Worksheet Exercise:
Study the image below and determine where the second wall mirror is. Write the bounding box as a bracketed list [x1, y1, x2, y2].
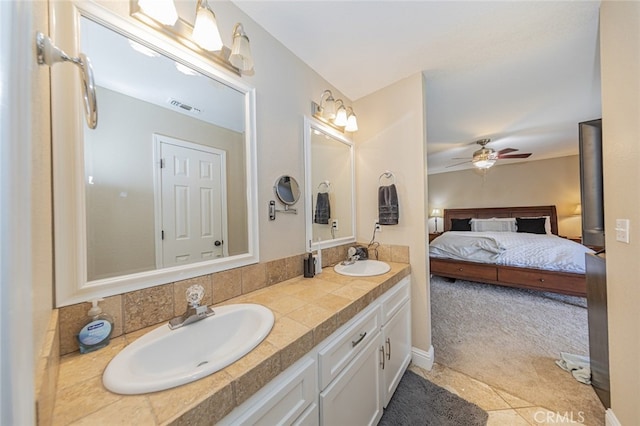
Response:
[304, 117, 356, 251]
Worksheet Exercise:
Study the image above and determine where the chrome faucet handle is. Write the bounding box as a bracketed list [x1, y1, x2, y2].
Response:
[347, 247, 357, 258]
[185, 284, 205, 308]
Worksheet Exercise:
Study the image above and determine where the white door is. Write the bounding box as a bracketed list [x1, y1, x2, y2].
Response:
[157, 136, 227, 267]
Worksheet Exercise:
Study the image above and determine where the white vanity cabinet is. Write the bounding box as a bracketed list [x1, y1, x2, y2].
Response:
[220, 276, 411, 426]
[319, 276, 411, 425]
[379, 279, 412, 407]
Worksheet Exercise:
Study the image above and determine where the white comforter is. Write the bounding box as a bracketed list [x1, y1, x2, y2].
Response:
[429, 231, 593, 274]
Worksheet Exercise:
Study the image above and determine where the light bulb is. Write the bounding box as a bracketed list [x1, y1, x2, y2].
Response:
[138, 0, 178, 26]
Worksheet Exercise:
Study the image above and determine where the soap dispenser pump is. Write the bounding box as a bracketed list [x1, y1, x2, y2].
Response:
[77, 299, 114, 354]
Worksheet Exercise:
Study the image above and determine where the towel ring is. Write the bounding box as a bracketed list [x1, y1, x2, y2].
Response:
[378, 171, 396, 185]
[317, 181, 331, 193]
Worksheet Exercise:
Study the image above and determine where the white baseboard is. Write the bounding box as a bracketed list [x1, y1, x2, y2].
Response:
[411, 345, 434, 371]
[605, 408, 621, 426]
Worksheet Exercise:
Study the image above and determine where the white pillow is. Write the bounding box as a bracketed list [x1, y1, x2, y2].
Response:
[470, 218, 517, 232]
[519, 216, 552, 234]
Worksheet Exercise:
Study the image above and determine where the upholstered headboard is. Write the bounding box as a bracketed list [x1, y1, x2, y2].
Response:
[443, 205, 559, 235]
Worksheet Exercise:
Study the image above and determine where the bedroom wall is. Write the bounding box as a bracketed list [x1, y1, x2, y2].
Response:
[600, 1, 640, 424]
[427, 155, 582, 237]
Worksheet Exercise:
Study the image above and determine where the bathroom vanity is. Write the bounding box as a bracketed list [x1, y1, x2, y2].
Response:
[52, 263, 411, 425]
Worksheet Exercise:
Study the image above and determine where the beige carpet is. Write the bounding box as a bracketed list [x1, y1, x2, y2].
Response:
[430, 276, 606, 425]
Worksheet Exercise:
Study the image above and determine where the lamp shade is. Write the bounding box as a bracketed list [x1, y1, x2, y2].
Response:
[229, 24, 254, 72]
[138, 0, 178, 26]
[346, 112, 358, 132]
[334, 105, 348, 127]
[430, 208, 443, 217]
[192, 0, 224, 51]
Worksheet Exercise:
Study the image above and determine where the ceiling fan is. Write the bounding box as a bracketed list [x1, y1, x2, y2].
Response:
[447, 139, 532, 169]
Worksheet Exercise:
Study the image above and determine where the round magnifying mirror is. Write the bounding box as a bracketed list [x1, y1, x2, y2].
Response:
[274, 175, 300, 206]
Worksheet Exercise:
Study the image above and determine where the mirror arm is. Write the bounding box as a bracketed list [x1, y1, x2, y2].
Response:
[269, 200, 297, 221]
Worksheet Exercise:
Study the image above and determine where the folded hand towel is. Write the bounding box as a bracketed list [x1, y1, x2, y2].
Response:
[314, 192, 330, 224]
[378, 184, 399, 225]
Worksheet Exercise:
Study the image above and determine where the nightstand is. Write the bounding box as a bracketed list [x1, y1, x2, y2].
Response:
[429, 233, 443, 243]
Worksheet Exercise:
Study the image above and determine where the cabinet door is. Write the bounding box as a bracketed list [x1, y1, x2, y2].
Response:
[320, 332, 383, 426]
[382, 301, 412, 407]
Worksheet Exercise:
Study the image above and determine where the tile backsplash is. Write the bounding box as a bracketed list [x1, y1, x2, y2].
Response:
[58, 242, 409, 356]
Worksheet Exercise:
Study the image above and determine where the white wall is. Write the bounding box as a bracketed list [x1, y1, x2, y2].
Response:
[354, 73, 431, 353]
[2, 0, 50, 423]
[428, 155, 582, 237]
[600, 1, 640, 423]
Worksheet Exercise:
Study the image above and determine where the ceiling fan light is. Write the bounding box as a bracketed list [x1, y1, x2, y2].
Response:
[473, 158, 496, 169]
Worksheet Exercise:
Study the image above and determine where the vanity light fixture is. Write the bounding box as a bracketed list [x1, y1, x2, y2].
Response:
[192, 0, 224, 52]
[131, 0, 254, 75]
[312, 90, 358, 133]
[138, 0, 178, 26]
[334, 100, 348, 127]
[229, 24, 254, 72]
[345, 107, 358, 132]
[318, 90, 336, 119]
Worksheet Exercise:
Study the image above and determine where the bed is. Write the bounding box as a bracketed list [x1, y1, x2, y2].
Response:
[429, 205, 590, 297]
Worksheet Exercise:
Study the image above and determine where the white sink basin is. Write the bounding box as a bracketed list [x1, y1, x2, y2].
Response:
[334, 259, 391, 277]
[103, 303, 274, 394]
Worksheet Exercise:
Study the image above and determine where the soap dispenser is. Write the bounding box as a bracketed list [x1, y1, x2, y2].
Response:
[77, 299, 114, 354]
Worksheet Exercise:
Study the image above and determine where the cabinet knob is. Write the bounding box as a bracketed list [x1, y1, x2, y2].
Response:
[539, 278, 545, 282]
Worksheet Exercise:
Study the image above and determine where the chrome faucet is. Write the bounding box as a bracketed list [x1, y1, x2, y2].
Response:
[168, 284, 215, 330]
[342, 247, 360, 265]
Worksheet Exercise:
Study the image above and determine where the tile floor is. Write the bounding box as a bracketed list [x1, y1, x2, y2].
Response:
[409, 363, 587, 425]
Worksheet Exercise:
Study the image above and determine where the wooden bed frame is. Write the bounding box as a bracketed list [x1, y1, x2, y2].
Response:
[429, 205, 587, 297]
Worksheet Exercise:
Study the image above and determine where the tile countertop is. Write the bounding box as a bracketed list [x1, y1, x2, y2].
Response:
[52, 262, 411, 425]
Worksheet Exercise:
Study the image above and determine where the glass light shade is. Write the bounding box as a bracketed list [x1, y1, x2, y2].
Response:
[229, 36, 253, 70]
[473, 158, 496, 169]
[320, 91, 336, 120]
[230, 24, 254, 71]
[334, 106, 348, 127]
[138, 0, 178, 26]
[192, 1, 224, 51]
[345, 111, 358, 132]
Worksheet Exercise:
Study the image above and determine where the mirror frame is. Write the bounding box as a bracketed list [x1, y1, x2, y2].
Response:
[304, 116, 356, 252]
[51, 1, 259, 307]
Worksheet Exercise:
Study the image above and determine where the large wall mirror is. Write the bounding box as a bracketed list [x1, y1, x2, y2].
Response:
[51, 2, 258, 306]
[304, 117, 356, 251]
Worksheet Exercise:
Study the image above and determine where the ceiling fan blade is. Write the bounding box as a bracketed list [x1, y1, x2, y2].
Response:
[499, 153, 532, 159]
[497, 148, 518, 155]
[446, 160, 472, 168]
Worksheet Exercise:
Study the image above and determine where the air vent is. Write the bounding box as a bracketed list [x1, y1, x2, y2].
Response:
[168, 98, 201, 114]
